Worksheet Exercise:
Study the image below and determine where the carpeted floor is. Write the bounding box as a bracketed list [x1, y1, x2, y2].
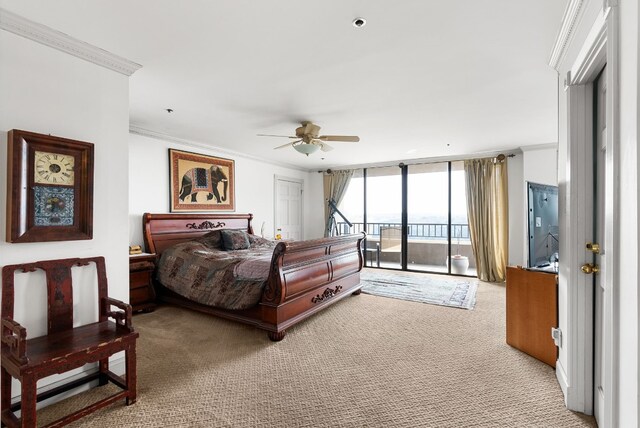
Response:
[37, 277, 596, 427]
[360, 268, 478, 309]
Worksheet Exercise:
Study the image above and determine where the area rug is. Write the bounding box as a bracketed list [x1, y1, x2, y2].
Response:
[360, 268, 478, 309]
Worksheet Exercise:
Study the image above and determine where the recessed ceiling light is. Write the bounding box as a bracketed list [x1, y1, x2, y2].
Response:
[352, 18, 366, 28]
[407, 149, 417, 154]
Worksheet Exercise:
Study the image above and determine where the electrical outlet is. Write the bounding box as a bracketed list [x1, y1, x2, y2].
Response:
[551, 327, 562, 347]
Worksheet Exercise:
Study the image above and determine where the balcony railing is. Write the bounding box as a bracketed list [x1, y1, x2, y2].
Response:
[336, 222, 470, 241]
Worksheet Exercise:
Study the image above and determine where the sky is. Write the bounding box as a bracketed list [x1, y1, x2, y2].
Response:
[338, 169, 469, 225]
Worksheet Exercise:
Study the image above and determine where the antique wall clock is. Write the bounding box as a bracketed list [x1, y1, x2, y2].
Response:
[6, 129, 94, 243]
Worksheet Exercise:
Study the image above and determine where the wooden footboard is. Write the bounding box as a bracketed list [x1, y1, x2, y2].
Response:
[260, 233, 365, 340]
[142, 213, 365, 341]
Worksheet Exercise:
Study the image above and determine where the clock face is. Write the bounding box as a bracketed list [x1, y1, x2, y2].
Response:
[34, 150, 75, 186]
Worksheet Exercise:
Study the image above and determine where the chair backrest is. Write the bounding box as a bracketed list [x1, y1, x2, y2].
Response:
[1, 257, 108, 335]
[380, 226, 402, 252]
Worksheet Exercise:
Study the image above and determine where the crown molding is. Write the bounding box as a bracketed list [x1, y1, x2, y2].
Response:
[549, 0, 586, 71]
[0, 8, 142, 76]
[520, 143, 558, 152]
[129, 125, 309, 172]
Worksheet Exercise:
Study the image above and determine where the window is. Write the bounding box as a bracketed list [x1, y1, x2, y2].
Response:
[337, 162, 476, 277]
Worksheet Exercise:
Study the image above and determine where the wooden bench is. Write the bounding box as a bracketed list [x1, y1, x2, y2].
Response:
[1, 256, 139, 428]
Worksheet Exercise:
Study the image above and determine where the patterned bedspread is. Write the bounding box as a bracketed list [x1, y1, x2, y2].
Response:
[156, 236, 276, 310]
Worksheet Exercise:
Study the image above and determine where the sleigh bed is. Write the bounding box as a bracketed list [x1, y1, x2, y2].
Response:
[142, 213, 365, 341]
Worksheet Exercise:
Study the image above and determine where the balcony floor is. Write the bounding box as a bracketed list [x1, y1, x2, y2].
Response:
[364, 260, 478, 278]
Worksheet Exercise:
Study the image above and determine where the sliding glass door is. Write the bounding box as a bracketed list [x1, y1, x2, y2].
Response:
[336, 161, 475, 277]
[407, 162, 449, 273]
[451, 161, 476, 276]
[366, 166, 402, 270]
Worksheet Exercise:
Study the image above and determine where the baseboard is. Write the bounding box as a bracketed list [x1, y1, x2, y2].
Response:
[10, 355, 126, 411]
[556, 358, 591, 413]
[556, 359, 569, 402]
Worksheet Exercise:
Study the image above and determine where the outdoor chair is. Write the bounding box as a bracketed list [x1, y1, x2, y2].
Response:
[380, 226, 402, 253]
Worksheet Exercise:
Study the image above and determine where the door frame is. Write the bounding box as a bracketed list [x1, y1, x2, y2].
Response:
[558, 4, 619, 425]
[273, 175, 304, 240]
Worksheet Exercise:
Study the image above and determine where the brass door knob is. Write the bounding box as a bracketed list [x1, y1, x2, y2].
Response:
[581, 263, 600, 274]
[586, 242, 600, 254]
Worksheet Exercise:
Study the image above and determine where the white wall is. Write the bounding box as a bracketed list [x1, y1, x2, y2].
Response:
[305, 171, 325, 238]
[522, 146, 558, 187]
[0, 30, 130, 395]
[507, 153, 524, 266]
[128, 133, 321, 247]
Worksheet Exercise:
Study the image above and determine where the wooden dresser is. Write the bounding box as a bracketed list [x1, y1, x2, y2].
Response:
[129, 253, 157, 313]
[506, 266, 558, 367]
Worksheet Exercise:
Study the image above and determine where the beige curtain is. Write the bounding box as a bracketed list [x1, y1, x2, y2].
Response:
[323, 170, 354, 237]
[464, 158, 508, 282]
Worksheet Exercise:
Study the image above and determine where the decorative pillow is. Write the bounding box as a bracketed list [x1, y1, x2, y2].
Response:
[195, 230, 223, 249]
[221, 229, 250, 250]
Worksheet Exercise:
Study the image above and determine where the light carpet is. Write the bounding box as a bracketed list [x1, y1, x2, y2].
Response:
[37, 281, 595, 427]
[360, 268, 478, 309]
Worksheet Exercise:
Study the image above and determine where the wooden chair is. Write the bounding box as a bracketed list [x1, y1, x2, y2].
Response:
[1, 256, 139, 428]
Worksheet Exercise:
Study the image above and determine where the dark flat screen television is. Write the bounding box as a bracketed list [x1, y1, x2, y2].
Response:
[527, 182, 559, 268]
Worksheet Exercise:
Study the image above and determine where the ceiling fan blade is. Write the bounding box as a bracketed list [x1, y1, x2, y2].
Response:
[317, 135, 360, 142]
[273, 140, 301, 150]
[257, 134, 299, 138]
[319, 142, 334, 152]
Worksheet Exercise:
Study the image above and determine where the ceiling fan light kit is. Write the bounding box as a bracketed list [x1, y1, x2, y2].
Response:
[293, 143, 320, 156]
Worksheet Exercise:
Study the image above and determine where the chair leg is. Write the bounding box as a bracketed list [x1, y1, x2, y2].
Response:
[125, 345, 137, 405]
[1, 366, 11, 422]
[98, 358, 109, 386]
[20, 376, 37, 428]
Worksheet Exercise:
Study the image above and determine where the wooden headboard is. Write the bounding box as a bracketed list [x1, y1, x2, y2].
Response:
[142, 213, 254, 255]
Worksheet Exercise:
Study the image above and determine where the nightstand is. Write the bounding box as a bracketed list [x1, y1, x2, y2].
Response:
[129, 253, 157, 313]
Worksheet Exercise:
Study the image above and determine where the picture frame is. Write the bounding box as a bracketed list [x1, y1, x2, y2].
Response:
[169, 149, 235, 212]
[6, 129, 94, 243]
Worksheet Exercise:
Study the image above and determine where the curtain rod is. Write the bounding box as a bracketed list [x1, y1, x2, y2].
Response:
[318, 153, 517, 173]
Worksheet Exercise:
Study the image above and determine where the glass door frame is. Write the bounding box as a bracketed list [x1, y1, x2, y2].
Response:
[360, 161, 474, 277]
[365, 164, 403, 270]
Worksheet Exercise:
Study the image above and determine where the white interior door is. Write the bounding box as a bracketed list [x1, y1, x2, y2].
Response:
[275, 177, 303, 241]
[593, 65, 607, 426]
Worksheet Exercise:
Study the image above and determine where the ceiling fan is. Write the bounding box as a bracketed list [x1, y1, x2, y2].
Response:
[257, 122, 360, 156]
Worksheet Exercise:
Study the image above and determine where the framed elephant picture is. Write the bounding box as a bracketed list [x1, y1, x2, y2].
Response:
[169, 149, 235, 212]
